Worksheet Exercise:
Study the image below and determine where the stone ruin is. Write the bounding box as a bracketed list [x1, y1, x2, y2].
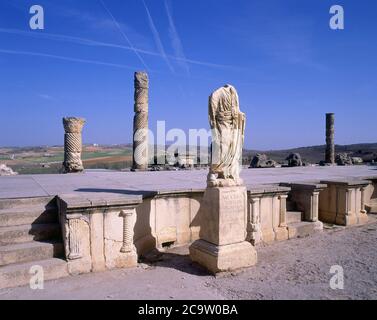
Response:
[351, 157, 363, 165]
[1, 78, 377, 289]
[286, 153, 303, 167]
[336, 153, 353, 166]
[132, 71, 149, 171]
[249, 153, 277, 168]
[62, 117, 85, 173]
[325, 113, 335, 164]
[0, 164, 17, 176]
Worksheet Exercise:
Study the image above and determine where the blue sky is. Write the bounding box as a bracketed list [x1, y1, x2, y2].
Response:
[0, 0, 376, 149]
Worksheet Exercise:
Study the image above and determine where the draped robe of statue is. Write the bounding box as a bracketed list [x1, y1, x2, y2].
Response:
[208, 84, 245, 187]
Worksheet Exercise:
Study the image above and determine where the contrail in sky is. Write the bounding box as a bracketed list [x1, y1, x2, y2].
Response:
[0, 48, 139, 70]
[0, 28, 238, 70]
[141, 0, 175, 74]
[99, 0, 150, 71]
[164, 0, 189, 76]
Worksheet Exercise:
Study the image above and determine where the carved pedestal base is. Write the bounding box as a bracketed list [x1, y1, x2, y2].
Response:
[190, 240, 256, 274]
[189, 186, 257, 274]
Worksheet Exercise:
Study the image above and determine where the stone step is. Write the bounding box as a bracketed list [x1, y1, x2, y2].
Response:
[287, 221, 323, 239]
[0, 196, 55, 210]
[0, 241, 64, 266]
[0, 206, 58, 227]
[286, 200, 297, 211]
[286, 211, 302, 224]
[0, 258, 68, 289]
[0, 224, 61, 246]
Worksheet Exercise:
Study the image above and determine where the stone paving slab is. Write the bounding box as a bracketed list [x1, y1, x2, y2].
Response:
[1, 216, 377, 299]
[0, 165, 376, 199]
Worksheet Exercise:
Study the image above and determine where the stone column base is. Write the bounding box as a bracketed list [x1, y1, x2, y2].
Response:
[189, 239, 257, 274]
[275, 226, 289, 241]
[287, 221, 323, 239]
[112, 250, 138, 269]
[335, 213, 368, 226]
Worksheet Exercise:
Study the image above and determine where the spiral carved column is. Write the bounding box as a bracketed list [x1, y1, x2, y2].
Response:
[62, 117, 85, 173]
[133, 71, 149, 170]
[120, 210, 135, 253]
[325, 113, 335, 164]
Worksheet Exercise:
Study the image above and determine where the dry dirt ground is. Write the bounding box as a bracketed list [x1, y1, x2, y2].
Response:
[1, 216, 377, 300]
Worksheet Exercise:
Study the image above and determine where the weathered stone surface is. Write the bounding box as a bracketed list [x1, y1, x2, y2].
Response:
[0, 258, 68, 290]
[58, 194, 142, 275]
[319, 179, 370, 226]
[280, 182, 326, 223]
[198, 186, 248, 245]
[0, 164, 17, 176]
[249, 153, 276, 168]
[352, 157, 363, 165]
[287, 221, 323, 239]
[360, 176, 377, 214]
[207, 84, 245, 187]
[0, 241, 63, 266]
[286, 153, 303, 167]
[189, 186, 257, 273]
[62, 117, 85, 173]
[190, 240, 257, 274]
[336, 153, 353, 166]
[247, 187, 290, 245]
[0, 196, 67, 289]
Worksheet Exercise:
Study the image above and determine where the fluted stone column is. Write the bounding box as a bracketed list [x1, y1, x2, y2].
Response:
[325, 113, 335, 164]
[62, 117, 85, 173]
[133, 71, 149, 170]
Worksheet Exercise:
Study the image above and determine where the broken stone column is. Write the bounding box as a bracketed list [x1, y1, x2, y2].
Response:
[325, 113, 335, 164]
[62, 117, 85, 173]
[133, 71, 149, 170]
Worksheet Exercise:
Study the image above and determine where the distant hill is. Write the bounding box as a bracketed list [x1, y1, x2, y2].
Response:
[243, 143, 377, 164]
[1, 142, 377, 174]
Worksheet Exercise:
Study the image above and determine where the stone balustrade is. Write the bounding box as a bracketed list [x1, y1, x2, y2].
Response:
[319, 179, 370, 226]
[280, 182, 327, 222]
[56, 177, 372, 276]
[361, 176, 377, 214]
[58, 195, 142, 274]
[247, 185, 291, 244]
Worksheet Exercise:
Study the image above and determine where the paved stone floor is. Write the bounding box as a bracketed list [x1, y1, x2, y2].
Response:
[1, 215, 376, 300]
[0, 165, 376, 199]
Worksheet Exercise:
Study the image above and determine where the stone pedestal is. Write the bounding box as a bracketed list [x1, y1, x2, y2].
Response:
[189, 186, 257, 273]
